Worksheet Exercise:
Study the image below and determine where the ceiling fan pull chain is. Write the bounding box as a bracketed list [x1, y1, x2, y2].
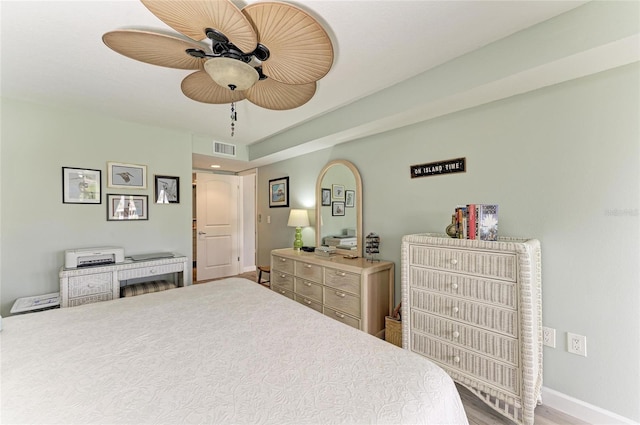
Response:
[230, 102, 237, 137]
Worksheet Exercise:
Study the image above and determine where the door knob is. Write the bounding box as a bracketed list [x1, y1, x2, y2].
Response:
[198, 231, 206, 235]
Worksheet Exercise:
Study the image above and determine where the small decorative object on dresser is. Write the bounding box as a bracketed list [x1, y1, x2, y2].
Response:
[365, 232, 380, 262]
[401, 233, 542, 425]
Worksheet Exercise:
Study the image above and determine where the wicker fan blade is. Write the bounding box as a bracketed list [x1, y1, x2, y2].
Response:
[141, 0, 257, 52]
[243, 2, 334, 85]
[103, 30, 209, 70]
[245, 78, 316, 110]
[181, 71, 246, 104]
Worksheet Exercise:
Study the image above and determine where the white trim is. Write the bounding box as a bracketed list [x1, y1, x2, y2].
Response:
[542, 387, 638, 425]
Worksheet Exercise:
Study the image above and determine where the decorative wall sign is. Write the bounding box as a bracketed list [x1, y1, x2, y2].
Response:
[410, 157, 466, 179]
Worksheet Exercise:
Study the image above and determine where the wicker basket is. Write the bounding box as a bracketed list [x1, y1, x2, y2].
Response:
[385, 316, 402, 347]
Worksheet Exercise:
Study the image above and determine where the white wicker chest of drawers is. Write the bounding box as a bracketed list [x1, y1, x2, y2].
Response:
[59, 255, 189, 307]
[271, 248, 394, 336]
[401, 234, 542, 425]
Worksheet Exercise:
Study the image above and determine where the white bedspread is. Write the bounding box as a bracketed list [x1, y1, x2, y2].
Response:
[1, 278, 468, 424]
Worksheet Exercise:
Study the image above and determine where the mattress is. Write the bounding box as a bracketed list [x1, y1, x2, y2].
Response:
[1, 277, 468, 424]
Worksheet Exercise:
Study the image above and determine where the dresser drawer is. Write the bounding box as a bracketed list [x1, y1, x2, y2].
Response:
[324, 306, 360, 330]
[272, 286, 294, 300]
[295, 261, 322, 283]
[272, 255, 294, 275]
[69, 273, 113, 297]
[411, 310, 519, 366]
[295, 294, 323, 313]
[409, 266, 517, 309]
[411, 331, 520, 396]
[272, 272, 294, 292]
[410, 288, 518, 337]
[68, 293, 113, 307]
[118, 263, 183, 280]
[409, 245, 517, 282]
[324, 287, 361, 317]
[324, 267, 360, 295]
[295, 278, 322, 302]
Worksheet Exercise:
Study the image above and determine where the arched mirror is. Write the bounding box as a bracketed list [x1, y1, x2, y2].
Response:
[315, 160, 363, 257]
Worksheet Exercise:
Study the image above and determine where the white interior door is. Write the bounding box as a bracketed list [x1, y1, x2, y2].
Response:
[196, 173, 239, 281]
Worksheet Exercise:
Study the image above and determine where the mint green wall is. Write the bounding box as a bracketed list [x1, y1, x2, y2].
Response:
[257, 63, 640, 420]
[0, 98, 193, 317]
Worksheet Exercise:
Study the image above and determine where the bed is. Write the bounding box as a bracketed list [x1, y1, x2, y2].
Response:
[1, 277, 468, 424]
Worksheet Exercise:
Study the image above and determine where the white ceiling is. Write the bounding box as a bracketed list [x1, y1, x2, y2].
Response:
[1, 0, 587, 171]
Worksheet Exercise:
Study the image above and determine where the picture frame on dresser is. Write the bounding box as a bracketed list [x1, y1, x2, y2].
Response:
[107, 161, 147, 189]
[154, 175, 179, 204]
[106, 194, 148, 221]
[62, 167, 101, 204]
[269, 176, 289, 208]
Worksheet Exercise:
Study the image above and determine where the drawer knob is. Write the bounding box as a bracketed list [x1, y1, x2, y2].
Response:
[336, 291, 346, 298]
[450, 259, 458, 265]
[451, 283, 458, 290]
[149, 269, 156, 274]
[305, 264, 312, 268]
[335, 312, 345, 319]
[280, 274, 286, 278]
[452, 306, 459, 314]
[453, 356, 460, 363]
[280, 290, 286, 294]
[452, 331, 460, 338]
[305, 282, 311, 287]
[280, 258, 286, 262]
[304, 299, 311, 305]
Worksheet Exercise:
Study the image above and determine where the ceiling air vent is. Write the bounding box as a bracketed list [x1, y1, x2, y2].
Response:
[213, 141, 236, 157]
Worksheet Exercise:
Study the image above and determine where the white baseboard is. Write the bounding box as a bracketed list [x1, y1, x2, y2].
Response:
[242, 265, 256, 273]
[542, 387, 638, 425]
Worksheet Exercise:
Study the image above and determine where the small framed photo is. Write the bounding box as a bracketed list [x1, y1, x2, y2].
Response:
[332, 201, 345, 216]
[321, 188, 331, 206]
[332, 184, 345, 200]
[155, 175, 180, 204]
[107, 161, 147, 189]
[269, 177, 289, 208]
[345, 190, 355, 208]
[106, 194, 149, 221]
[62, 167, 101, 204]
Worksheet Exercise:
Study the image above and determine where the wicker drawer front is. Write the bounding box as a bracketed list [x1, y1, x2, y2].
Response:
[409, 245, 517, 282]
[411, 289, 517, 337]
[325, 288, 361, 317]
[272, 272, 294, 292]
[324, 306, 360, 330]
[409, 266, 516, 309]
[69, 273, 113, 297]
[118, 263, 183, 280]
[68, 293, 112, 307]
[411, 331, 520, 396]
[411, 310, 519, 365]
[272, 255, 294, 275]
[324, 268, 360, 295]
[295, 294, 323, 313]
[295, 261, 322, 283]
[295, 278, 322, 302]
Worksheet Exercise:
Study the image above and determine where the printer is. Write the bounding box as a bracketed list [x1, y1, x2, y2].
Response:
[64, 247, 125, 268]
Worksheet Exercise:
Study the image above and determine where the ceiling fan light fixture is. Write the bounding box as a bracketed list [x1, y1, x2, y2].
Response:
[204, 57, 259, 91]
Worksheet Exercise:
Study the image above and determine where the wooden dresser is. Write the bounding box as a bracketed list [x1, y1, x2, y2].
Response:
[271, 248, 394, 336]
[401, 234, 542, 425]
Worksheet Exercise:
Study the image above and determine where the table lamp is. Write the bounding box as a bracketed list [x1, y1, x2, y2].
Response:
[287, 209, 310, 251]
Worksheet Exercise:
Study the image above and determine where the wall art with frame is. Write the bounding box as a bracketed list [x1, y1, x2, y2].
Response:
[332, 201, 345, 216]
[155, 175, 180, 204]
[321, 188, 331, 206]
[62, 167, 101, 204]
[269, 176, 289, 208]
[345, 190, 355, 208]
[107, 161, 147, 189]
[106, 194, 149, 221]
[332, 184, 345, 200]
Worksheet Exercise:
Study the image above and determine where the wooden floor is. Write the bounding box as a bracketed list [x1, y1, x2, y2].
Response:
[197, 270, 583, 425]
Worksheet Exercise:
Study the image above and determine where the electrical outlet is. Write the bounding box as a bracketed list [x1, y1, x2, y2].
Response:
[567, 332, 587, 356]
[542, 326, 556, 348]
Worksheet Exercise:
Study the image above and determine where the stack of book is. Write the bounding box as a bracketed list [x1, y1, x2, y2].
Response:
[452, 204, 498, 241]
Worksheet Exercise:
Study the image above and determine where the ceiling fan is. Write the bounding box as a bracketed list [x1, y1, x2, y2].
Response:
[103, 0, 334, 135]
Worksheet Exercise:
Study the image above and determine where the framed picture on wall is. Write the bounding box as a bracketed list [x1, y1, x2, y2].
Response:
[332, 201, 345, 216]
[106, 194, 149, 221]
[321, 188, 331, 206]
[107, 161, 147, 189]
[269, 176, 289, 208]
[345, 190, 355, 208]
[155, 175, 180, 204]
[62, 167, 101, 204]
[332, 184, 345, 200]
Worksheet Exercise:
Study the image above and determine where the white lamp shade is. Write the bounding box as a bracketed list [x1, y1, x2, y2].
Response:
[204, 57, 259, 91]
[288, 209, 310, 227]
